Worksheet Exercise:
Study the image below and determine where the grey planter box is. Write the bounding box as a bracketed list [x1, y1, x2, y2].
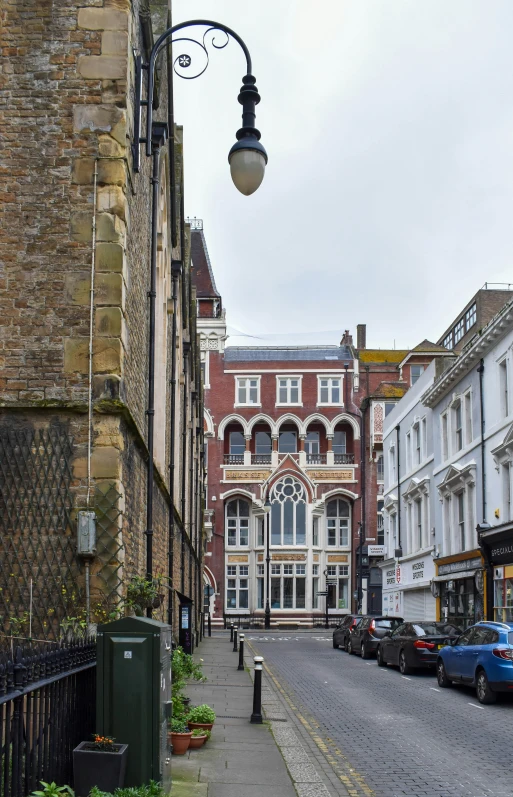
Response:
[73, 742, 128, 797]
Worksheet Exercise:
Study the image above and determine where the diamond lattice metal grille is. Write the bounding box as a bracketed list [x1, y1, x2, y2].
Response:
[0, 427, 78, 640]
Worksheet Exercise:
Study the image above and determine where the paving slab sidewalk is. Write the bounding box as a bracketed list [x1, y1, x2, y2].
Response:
[170, 633, 347, 797]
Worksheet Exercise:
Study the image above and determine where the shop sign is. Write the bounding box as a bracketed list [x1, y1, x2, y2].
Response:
[438, 556, 482, 576]
[385, 566, 398, 586]
[489, 541, 513, 566]
[368, 545, 386, 556]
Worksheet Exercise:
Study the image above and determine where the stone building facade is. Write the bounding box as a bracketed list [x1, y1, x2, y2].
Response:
[0, 0, 205, 641]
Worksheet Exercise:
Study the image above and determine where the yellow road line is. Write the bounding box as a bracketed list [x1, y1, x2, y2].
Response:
[246, 640, 374, 797]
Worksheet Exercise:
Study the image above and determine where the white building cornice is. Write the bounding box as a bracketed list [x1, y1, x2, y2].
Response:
[422, 298, 513, 408]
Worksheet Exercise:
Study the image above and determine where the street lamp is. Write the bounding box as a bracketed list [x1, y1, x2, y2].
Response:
[263, 497, 272, 629]
[134, 19, 268, 195]
[133, 19, 268, 601]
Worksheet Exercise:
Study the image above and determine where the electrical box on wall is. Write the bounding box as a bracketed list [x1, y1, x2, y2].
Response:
[77, 511, 96, 558]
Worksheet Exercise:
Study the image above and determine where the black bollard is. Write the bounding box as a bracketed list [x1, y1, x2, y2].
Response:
[233, 627, 238, 652]
[230, 623, 234, 642]
[238, 633, 245, 670]
[250, 656, 264, 723]
[208, 612, 212, 637]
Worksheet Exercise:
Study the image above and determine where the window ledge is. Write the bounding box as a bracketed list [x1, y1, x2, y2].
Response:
[234, 403, 262, 408]
[275, 403, 303, 407]
[316, 403, 344, 408]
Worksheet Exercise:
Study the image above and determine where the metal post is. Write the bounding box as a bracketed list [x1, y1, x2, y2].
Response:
[233, 627, 238, 653]
[230, 623, 234, 642]
[250, 656, 263, 723]
[208, 613, 212, 637]
[324, 567, 329, 630]
[238, 633, 245, 670]
[265, 509, 271, 629]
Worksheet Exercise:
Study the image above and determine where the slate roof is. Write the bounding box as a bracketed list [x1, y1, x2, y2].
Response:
[191, 229, 220, 298]
[224, 346, 353, 362]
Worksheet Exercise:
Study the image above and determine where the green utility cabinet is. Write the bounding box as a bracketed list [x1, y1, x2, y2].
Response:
[96, 617, 172, 789]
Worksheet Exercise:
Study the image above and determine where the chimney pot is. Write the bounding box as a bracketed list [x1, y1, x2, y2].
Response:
[356, 324, 367, 350]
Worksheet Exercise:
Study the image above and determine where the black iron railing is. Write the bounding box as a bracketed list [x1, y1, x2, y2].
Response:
[306, 453, 326, 465]
[224, 454, 244, 465]
[251, 454, 271, 465]
[334, 453, 355, 465]
[0, 641, 96, 797]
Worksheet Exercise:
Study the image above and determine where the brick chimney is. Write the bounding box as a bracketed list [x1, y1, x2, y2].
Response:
[356, 324, 366, 350]
[340, 330, 353, 345]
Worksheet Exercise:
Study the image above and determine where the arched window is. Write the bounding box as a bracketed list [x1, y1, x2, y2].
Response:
[226, 498, 250, 547]
[270, 477, 306, 545]
[326, 498, 350, 547]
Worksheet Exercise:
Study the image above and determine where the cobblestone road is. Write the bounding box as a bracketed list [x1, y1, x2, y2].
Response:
[248, 634, 513, 797]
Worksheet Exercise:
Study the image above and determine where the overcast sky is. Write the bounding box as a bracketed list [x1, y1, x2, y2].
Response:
[172, 1, 513, 349]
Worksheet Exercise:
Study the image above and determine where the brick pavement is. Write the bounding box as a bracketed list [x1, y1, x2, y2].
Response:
[246, 632, 513, 797]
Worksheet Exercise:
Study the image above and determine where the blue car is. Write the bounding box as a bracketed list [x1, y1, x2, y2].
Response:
[436, 621, 513, 704]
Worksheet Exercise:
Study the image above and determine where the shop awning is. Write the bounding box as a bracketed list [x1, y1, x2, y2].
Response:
[433, 569, 481, 583]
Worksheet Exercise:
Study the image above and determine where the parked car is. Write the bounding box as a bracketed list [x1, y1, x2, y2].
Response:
[333, 616, 363, 651]
[348, 616, 404, 658]
[376, 621, 461, 673]
[436, 621, 513, 704]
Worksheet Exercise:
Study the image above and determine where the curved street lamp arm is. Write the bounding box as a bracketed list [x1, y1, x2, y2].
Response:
[145, 20, 254, 157]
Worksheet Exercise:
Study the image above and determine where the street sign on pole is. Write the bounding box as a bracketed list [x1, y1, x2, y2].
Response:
[317, 591, 328, 596]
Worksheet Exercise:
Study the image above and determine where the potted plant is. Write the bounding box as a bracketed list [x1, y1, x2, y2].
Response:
[188, 728, 208, 749]
[73, 734, 128, 797]
[169, 719, 192, 755]
[187, 704, 216, 732]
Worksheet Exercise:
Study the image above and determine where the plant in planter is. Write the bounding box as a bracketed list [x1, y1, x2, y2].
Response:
[188, 728, 208, 750]
[31, 782, 74, 797]
[168, 719, 192, 755]
[126, 576, 167, 617]
[73, 734, 128, 797]
[187, 704, 216, 732]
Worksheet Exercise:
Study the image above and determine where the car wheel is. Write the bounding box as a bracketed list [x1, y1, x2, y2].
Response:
[437, 659, 451, 688]
[333, 638, 338, 649]
[476, 670, 496, 705]
[361, 643, 370, 660]
[399, 651, 413, 675]
[377, 646, 386, 667]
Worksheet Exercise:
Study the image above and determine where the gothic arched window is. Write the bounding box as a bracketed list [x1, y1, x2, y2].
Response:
[270, 477, 306, 545]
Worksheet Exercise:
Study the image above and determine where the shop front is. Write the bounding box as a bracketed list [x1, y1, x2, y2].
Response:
[380, 559, 403, 618]
[433, 550, 485, 630]
[478, 521, 513, 622]
[400, 552, 436, 621]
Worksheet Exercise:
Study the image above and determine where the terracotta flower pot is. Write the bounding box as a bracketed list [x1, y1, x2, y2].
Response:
[188, 722, 213, 733]
[169, 731, 192, 755]
[189, 735, 207, 749]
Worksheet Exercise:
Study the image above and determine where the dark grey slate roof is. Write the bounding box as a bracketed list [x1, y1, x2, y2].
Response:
[224, 346, 353, 362]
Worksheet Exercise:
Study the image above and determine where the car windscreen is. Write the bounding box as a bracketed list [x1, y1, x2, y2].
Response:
[412, 623, 461, 636]
[509, 632, 513, 645]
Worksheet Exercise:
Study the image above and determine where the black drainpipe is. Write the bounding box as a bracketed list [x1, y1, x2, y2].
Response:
[477, 359, 493, 618]
[167, 261, 181, 626]
[395, 424, 402, 556]
[181, 341, 189, 595]
[145, 123, 168, 617]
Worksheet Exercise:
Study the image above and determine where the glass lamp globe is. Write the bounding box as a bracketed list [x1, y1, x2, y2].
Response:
[228, 137, 268, 196]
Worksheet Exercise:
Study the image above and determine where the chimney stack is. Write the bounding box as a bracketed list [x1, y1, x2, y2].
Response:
[356, 324, 366, 350]
[340, 330, 353, 346]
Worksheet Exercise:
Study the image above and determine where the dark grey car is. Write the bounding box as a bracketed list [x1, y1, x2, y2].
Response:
[333, 616, 363, 651]
[348, 616, 404, 658]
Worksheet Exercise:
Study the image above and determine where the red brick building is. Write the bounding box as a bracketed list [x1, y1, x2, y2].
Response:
[192, 222, 442, 625]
